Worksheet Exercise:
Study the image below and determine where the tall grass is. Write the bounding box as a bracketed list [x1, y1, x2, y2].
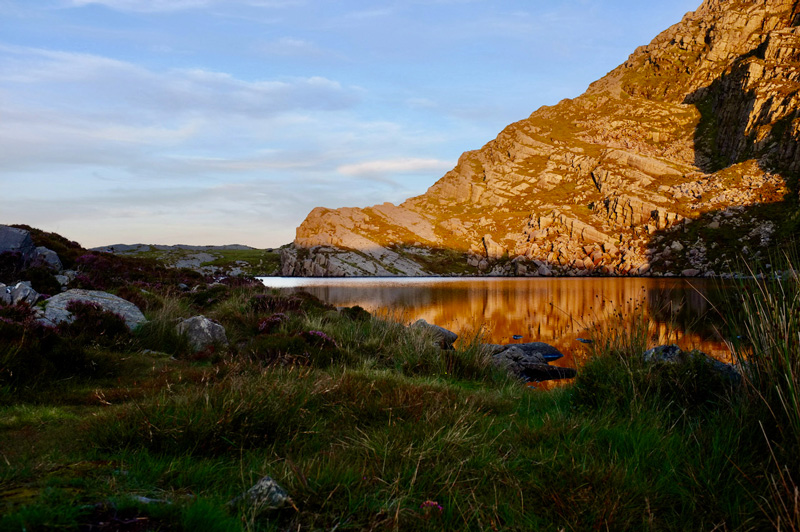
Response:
[728, 258, 800, 530]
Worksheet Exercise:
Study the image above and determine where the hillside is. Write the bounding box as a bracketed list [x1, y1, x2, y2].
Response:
[283, 0, 800, 277]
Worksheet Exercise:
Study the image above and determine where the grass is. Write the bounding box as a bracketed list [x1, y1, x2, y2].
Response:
[1, 250, 799, 530]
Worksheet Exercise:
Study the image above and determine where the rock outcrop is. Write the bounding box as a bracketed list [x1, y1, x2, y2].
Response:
[38, 289, 147, 331]
[0, 225, 62, 272]
[286, 0, 800, 277]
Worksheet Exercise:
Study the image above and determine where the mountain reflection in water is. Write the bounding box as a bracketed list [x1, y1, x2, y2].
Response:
[258, 277, 731, 370]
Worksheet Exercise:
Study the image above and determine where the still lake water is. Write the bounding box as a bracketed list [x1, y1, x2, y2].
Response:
[258, 277, 731, 370]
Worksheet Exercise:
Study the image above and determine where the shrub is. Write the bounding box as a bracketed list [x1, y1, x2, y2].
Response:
[340, 305, 371, 322]
[0, 310, 89, 389]
[257, 313, 287, 334]
[244, 334, 313, 365]
[59, 300, 131, 349]
[186, 284, 230, 310]
[249, 292, 333, 315]
[23, 266, 62, 295]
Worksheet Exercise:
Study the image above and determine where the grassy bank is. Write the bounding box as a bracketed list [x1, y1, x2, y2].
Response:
[1, 258, 798, 530]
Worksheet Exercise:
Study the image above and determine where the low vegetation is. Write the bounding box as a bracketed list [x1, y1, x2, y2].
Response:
[1, 247, 799, 530]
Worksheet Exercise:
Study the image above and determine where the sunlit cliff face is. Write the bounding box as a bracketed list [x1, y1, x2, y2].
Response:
[271, 277, 732, 370]
[286, 0, 800, 280]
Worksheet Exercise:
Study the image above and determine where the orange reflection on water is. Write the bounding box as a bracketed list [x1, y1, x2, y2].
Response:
[261, 277, 732, 372]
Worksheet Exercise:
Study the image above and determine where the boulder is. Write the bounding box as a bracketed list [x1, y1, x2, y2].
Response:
[0, 225, 36, 263]
[642, 344, 741, 384]
[32, 247, 62, 271]
[228, 475, 293, 514]
[493, 343, 575, 382]
[38, 289, 147, 330]
[0, 283, 11, 305]
[10, 282, 40, 305]
[177, 315, 228, 351]
[410, 319, 458, 349]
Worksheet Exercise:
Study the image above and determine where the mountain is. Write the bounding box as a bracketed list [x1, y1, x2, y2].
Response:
[282, 0, 800, 277]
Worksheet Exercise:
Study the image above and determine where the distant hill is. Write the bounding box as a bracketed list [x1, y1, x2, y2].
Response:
[93, 244, 282, 277]
[284, 0, 800, 277]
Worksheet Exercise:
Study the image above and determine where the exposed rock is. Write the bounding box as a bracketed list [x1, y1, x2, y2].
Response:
[55, 270, 77, 289]
[228, 475, 293, 514]
[0, 225, 36, 263]
[643, 344, 741, 384]
[177, 315, 228, 351]
[39, 289, 147, 330]
[0, 226, 62, 272]
[285, 0, 800, 278]
[0, 283, 10, 305]
[410, 319, 458, 349]
[10, 282, 40, 305]
[31, 247, 62, 271]
[493, 343, 575, 382]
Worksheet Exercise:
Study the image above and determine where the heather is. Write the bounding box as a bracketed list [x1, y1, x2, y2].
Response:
[1, 248, 799, 531]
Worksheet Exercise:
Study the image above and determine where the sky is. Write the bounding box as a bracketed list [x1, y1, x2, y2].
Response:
[0, 0, 701, 248]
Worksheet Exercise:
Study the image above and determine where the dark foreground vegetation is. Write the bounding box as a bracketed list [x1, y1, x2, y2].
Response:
[1, 234, 799, 530]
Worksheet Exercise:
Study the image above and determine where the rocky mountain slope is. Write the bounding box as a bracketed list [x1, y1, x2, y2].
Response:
[283, 0, 800, 277]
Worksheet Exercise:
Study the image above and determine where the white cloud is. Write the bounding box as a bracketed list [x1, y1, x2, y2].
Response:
[338, 158, 453, 178]
[0, 44, 461, 247]
[0, 46, 360, 122]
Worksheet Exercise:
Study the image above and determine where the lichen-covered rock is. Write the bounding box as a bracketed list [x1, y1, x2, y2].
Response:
[410, 319, 458, 349]
[39, 289, 146, 330]
[228, 475, 293, 514]
[176, 315, 228, 351]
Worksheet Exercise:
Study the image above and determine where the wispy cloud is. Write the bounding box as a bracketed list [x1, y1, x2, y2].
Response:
[338, 158, 453, 178]
[0, 44, 457, 246]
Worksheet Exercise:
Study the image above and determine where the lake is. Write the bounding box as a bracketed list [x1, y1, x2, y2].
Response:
[258, 277, 732, 370]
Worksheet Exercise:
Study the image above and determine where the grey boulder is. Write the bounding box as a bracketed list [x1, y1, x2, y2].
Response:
[410, 319, 458, 349]
[38, 289, 147, 330]
[0, 225, 36, 262]
[0, 225, 63, 272]
[0, 283, 11, 305]
[32, 246, 63, 271]
[177, 315, 228, 351]
[10, 282, 40, 305]
[493, 342, 576, 382]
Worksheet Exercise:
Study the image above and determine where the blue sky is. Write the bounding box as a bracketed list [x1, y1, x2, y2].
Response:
[1, 0, 700, 247]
